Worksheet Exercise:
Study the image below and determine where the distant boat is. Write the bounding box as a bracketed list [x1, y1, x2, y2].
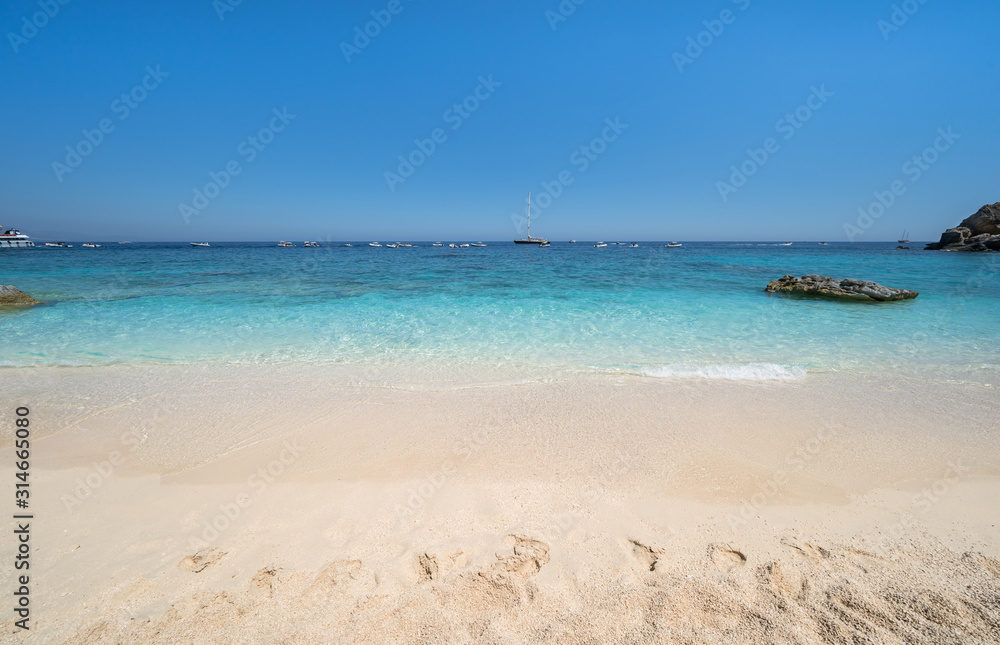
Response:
[514, 192, 548, 245]
[190, 242, 210, 247]
[82, 243, 101, 248]
[818, 242, 828, 246]
[386, 243, 399, 248]
[119, 241, 131, 244]
[344, 243, 353, 247]
[303, 241, 319, 247]
[898, 229, 911, 243]
[449, 243, 458, 248]
[780, 242, 793, 246]
[369, 242, 382, 247]
[278, 241, 295, 247]
[459, 243, 470, 248]
[0, 227, 35, 250]
[665, 242, 682, 248]
[540, 242, 551, 248]
[569, 239, 576, 243]
[432, 243, 443, 247]
[594, 242, 607, 248]
[629, 243, 639, 248]
[471, 243, 487, 247]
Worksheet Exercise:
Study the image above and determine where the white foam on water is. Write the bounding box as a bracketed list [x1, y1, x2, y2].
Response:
[641, 363, 807, 382]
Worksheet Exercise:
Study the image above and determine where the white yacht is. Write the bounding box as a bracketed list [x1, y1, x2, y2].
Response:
[369, 242, 382, 247]
[1, 227, 35, 249]
[666, 242, 682, 248]
[190, 242, 211, 247]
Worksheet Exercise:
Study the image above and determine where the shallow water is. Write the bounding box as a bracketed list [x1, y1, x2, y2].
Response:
[2, 242, 997, 386]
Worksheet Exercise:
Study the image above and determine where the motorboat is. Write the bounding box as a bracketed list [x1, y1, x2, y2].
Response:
[369, 242, 382, 247]
[0, 227, 35, 249]
[449, 243, 458, 248]
[459, 243, 470, 248]
[278, 241, 295, 247]
[569, 239, 576, 243]
[432, 243, 443, 247]
[594, 242, 607, 248]
[303, 241, 320, 247]
[82, 243, 101, 248]
[780, 242, 793, 246]
[665, 242, 682, 248]
[629, 243, 639, 248]
[471, 243, 487, 247]
[386, 243, 399, 248]
[190, 242, 211, 247]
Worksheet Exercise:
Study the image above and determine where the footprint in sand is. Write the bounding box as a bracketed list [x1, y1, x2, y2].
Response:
[780, 538, 831, 562]
[177, 548, 226, 573]
[629, 539, 665, 572]
[708, 544, 746, 572]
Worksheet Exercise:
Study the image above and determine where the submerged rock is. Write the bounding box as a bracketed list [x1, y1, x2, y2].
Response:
[765, 275, 918, 302]
[0, 285, 40, 307]
[926, 203, 1000, 251]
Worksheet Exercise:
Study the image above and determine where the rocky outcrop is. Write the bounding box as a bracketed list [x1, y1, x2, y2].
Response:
[765, 275, 918, 302]
[926, 203, 1000, 251]
[0, 285, 40, 307]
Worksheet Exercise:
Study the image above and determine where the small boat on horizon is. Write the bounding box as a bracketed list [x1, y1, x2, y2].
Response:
[629, 243, 639, 248]
[303, 241, 319, 247]
[780, 242, 793, 246]
[471, 243, 487, 247]
[569, 239, 576, 243]
[369, 242, 382, 247]
[278, 241, 295, 247]
[666, 242, 682, 248]
[190, 242, 210, 247]
[432, 243, 443, 247]
[594, 242, 607, 248]
[898, 229, 911, 243]
[818, 242, 828, 246]
[82, 243, 101, 248]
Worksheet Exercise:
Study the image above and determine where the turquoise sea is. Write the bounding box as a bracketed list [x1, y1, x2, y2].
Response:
[2, 242, 998, 386]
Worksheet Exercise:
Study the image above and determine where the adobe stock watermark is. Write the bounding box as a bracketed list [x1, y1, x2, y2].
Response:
[188, 438, 302, 550]
[726, 420, 842, 531]
[341, 0, 413, 63]
[545, 0, 587, 31]
[716, 85, 833, 202]
[384, 75, 501, 192]
[511, 116, 628, 235]
[179, 107, 296, 223]
[673, 0, 753, 73]
[50, 65, 169, 183]
[6, 0, 71, 54]
[880, 459, 969, 549]
[213, 0, 243, 21]
[878, 0, 931, 41]
[844, 127, 959, 241]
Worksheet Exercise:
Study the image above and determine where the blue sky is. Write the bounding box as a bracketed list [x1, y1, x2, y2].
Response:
[1, 0, 997, 241]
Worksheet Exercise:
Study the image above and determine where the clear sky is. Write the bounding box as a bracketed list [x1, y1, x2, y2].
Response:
[2, 0, 997, 241]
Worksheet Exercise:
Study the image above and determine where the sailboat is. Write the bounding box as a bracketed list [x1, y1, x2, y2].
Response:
[898, 229, 911, 243]
[514, 192, 548, 245]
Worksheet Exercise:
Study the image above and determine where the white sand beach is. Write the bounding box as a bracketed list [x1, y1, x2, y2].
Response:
[2, 365, 999, 643]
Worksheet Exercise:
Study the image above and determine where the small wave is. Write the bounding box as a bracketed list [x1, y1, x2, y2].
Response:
[641, 363, 806, 382]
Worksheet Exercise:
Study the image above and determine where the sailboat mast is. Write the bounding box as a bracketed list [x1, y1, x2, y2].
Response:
[527, 192, 532, 238]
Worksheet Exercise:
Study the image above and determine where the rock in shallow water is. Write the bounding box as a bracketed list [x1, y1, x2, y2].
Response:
[765, 275, 918, 302]
[0, 285, 40, 307]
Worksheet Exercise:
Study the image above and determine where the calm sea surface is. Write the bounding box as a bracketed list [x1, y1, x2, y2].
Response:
[2, 242, 997, 386]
